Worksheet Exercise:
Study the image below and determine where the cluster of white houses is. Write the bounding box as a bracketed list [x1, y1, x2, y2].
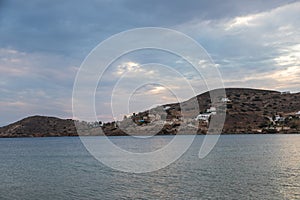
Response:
[121, 93, 300, 127]
[272, 111, 300, 123]
[195, 97, 230, 122]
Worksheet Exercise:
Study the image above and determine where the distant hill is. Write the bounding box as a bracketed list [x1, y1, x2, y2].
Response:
[0, 116, 77, 137]
[1, 88, 300, 137]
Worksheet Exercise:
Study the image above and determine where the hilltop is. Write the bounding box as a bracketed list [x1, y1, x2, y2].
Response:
[1, 88, 300, 137]
[0, 116, 77, 137]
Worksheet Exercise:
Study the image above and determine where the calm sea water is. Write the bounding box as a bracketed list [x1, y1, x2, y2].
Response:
[0, 135, 299, 200]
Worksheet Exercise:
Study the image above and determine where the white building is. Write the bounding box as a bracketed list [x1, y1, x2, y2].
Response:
[195, 113, 211, 122]
[207, 107, 217, 115]
[281, 91, 290, 94]
[221, 97, 231, 102]
[274, 115, 285, 122]
[163, 106, 171, 110]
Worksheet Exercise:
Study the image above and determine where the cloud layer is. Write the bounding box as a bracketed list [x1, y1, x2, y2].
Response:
[0, 0, 299, 125]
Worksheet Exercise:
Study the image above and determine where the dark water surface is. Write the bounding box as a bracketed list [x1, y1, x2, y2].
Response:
[0, 135, 299, 199]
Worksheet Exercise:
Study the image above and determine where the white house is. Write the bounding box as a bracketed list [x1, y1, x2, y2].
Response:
[163, 106, 171, 110]
[221, 97, 231, 102]
[281, 91, 290, 94]
[274, 115, 285, 122]
[207, 106, 217, 115]
[195, 113, 211, 122]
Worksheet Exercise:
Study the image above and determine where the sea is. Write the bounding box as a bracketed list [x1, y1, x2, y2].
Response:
[0, 135, 299, 199]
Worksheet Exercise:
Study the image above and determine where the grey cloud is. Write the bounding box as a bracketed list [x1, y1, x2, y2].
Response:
[123, 0, 296, 22]
[175, 2, 300, 90]
[0, 0, 296, 56]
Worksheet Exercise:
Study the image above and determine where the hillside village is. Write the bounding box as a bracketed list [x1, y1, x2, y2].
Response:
[101, 88, 300, 135]
[1, 88, 300, 137]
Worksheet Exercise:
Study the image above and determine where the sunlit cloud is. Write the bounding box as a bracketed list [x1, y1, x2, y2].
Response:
[115, 61, 141, 75]
[275, 44, 300, 66]
[146, 86, 167, 95]
[226, 15, 257, 30]
[269, 66, 300, 82]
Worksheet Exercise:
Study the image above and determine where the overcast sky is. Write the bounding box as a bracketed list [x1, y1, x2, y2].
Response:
[0, 0, 299, 126]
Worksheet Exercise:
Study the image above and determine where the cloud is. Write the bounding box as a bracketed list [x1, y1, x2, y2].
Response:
[115, 61, 142, 76]
[0, 47, 79, 125]
[174, 2, 300, 92]
[0, 0, 299, 125]
[225, 15, 258, 30]
[274, 44, 300, 66]
[0, 0, 294, 55]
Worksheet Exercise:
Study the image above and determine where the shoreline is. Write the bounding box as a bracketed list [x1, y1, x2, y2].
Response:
[0, 132, 299, 139]
[2, 88, 300, 137]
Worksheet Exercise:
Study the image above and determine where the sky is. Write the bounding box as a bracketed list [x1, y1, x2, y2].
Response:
[0, 0, 300, 126]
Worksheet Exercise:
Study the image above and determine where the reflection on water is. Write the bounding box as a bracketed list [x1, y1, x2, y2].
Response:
[0, 135, 299, 199]
[275, 135, 300, 199]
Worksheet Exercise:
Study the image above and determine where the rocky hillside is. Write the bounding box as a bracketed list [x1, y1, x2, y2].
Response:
[1, 88, 300, 137]
[0, 116, 77, 137]
[207, 88, 300, 134]
[0, 115, 105, 137]
[102, 88, 300, 135]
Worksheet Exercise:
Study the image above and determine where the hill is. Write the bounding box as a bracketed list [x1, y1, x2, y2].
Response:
[0, 116, 77, 137]
[1, 88, 300, 137]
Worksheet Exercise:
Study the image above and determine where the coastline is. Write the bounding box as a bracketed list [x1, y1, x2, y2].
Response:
[0, 132, 299, 139]
[1, 88, 300, 138]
